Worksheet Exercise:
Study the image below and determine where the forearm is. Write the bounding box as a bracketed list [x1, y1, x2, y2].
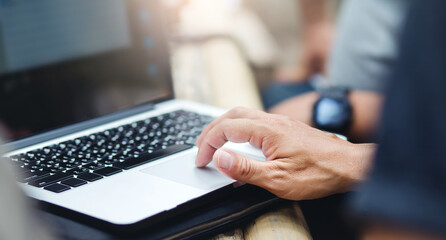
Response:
[342, 143, 376, 188]
[268, 91, 318, 125]
[348, 91, 385, 142]
[268, 90, 384, 142]
[319, 137, 376, 195]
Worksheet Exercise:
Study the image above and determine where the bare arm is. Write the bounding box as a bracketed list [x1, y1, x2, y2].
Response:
[269, 90, 384, 142]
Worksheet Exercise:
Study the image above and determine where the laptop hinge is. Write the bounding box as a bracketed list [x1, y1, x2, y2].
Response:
[4, 103, 155, 151]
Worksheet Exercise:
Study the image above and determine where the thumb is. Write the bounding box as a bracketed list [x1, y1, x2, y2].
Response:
[213, 148, 269, 187]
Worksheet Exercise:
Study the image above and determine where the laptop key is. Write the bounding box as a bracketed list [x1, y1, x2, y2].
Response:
[61, 178, 87, 187]
[93, 167, 122, 176]
[13, 110, 211, 186]
[77, 173, 103, 182]
[83, 161, 104, 170]
[113, 144, 192, 170]
[28, 172, 72, 188]
[65, 167, 89, 176]
[44, 183, 71, 193]
[18, 170, 50, 183]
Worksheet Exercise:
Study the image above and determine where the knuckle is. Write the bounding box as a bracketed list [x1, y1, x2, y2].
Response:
[206, 127, 226, 147]
[237, 156, 256, 180]
[219, 118, 232, 129]
[231, 106, 247, 116]
[263, 117, 292, 129]
[257, 119, 276, 133]
[263, 143, 280, 159]
[326, 132, 339, 139]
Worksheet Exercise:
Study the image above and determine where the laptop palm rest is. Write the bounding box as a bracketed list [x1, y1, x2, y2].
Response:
[140, 152, 234, 190]
[141, 143, 265, 190]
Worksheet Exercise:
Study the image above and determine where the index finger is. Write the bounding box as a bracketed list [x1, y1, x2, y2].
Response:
[195, 118, 270, 167]
[196, 107, 285, 146]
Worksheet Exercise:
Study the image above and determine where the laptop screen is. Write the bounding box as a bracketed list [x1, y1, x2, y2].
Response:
[0, 0, 173, 141]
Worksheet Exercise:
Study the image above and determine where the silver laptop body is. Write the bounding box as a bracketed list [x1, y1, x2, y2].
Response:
[0, 0, 264, 226]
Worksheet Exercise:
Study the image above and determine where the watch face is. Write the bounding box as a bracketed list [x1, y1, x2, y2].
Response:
[314, 97, 349, 128]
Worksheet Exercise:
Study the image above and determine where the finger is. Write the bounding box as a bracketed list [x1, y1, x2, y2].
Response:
[213, 149, 271, 189]
[195, 118, 269, 167]
[196, 107, 269, 146]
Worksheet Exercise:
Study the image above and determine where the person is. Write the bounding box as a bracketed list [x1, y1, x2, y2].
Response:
[196, 0, 446, 238]
[265, 0, 411, 238]
[264, 0, 410, 142]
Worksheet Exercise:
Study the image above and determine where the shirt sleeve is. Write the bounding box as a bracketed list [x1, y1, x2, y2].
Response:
[327, 0, 409, 93]
[350, 0, 446, 236]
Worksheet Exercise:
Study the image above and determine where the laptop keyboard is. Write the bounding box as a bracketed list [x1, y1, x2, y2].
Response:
[4, 110, 214, 193]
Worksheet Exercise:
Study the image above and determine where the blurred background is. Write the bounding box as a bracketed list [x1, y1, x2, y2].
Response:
[161, 0, 340, 110]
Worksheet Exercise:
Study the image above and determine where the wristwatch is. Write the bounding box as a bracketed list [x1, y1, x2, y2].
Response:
[312, 87, 352, 135]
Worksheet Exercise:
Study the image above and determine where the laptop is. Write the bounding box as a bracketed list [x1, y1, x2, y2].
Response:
[0, 0, 265, 229]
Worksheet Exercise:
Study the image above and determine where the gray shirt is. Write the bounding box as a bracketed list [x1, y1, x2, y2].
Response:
[327, 0, 411, 92]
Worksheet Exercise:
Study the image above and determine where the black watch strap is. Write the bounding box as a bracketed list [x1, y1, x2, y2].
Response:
[319, 87, 350, 100]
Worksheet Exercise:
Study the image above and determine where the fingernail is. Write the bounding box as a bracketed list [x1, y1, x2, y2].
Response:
[217, 150, 233, 170]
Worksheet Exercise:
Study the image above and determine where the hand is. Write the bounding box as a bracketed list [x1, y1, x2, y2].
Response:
[196, 107, 375, 200]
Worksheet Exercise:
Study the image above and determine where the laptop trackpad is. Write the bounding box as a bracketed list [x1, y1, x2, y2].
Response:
[140, 153, 234, 190]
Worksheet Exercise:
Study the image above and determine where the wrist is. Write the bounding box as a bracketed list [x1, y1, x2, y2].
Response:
[342, 143, 376, 189]
[316, 134, 375, 195]
[321, 138, 376, 194]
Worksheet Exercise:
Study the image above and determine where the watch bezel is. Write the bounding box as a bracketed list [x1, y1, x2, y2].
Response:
[312, 88, 352, 135]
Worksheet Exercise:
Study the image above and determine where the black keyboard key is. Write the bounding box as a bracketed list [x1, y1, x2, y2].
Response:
[14, 110, 211, 185]
[61, 178, 87, 187]
[113, 144, 192, 170]
[97, 158, 118, 165]
[44, 183, 70, 193]
[77, 173, 103, 182]
[18, 170, 50, 183]
[64, 162, 79, 169]
[93, 167, 122, 176]
[49, 167, 64, 173]
[28, 172, 72, 188]
[65, 167, 89, 176]
[83, 161, 104, 171]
